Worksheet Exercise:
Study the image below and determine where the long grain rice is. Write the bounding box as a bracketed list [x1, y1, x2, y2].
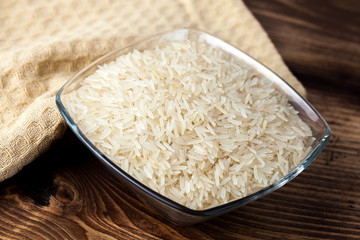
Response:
[66, 40, 314, 210]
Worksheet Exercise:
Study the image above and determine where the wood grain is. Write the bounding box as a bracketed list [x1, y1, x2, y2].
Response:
[1, 0, 360, 239]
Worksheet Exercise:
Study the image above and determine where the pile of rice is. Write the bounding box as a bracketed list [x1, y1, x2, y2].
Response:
[66, 40, 314, 210]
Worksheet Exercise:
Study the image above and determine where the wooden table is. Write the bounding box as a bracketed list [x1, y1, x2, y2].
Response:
[1, 0, 359, 239]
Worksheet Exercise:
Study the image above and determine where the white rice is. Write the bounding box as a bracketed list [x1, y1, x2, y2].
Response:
[65, 40, 314, 210]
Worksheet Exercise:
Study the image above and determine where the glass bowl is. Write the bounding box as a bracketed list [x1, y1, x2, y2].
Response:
[55, 29, 331, 225]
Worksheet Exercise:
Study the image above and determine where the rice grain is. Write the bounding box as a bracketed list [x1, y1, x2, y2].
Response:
[66, 40, 314, 210]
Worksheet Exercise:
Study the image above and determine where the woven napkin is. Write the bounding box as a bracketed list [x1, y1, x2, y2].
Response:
[0, 0, 305, 182]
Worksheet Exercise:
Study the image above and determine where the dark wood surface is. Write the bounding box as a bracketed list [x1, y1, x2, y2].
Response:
[1, 0, 360, 239]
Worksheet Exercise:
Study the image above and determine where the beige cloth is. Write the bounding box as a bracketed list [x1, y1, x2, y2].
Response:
[0, 0, 305, 182]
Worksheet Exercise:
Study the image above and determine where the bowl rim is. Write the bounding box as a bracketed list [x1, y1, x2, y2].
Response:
[55, 28, 331, 216]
